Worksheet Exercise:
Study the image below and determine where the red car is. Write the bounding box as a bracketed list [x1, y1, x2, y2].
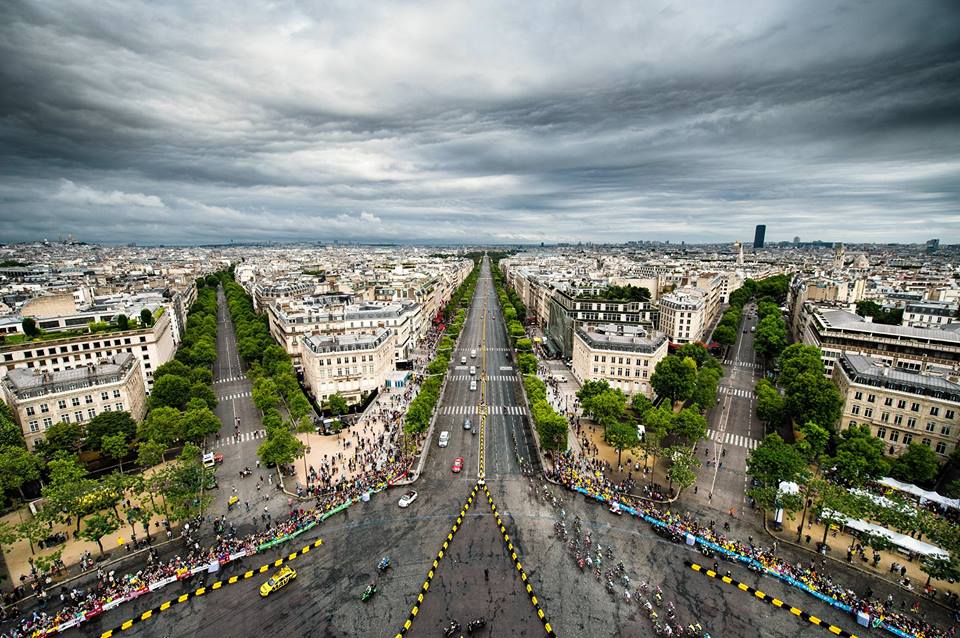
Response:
[451, 457, 464, 473]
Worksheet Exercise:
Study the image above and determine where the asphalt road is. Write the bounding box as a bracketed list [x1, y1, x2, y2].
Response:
[65, 264, 957, 638]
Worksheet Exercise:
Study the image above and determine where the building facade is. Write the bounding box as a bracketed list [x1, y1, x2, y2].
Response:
[903, 301, 957, 330]
[0, 311, 175, 393]
[572, 323, 668, 398]
[1, 353, 147, 450]
[833, 353, 958, 461]
[754, 224, 766, 249]
[300, 328, 396, 405]
[657, 288, 707, 344]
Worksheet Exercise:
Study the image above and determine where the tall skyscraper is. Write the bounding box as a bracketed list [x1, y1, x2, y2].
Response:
[753, 224, 766, 249]
[926, 238, 940, 254]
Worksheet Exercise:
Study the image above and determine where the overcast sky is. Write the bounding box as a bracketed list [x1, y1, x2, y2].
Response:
[1, 1, 959, 245]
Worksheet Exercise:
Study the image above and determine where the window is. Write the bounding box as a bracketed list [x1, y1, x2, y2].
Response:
[867, 394, 875, 403]
[28, 421, 40, 433]
[864, 408, 873, 418]
[103, 404, 112, 412]
[894, 415, 903, 426]
[113, 389, 121, 399]
[942, 426, 952, 436]
[880, 412, 890, 423]
[40, 403, 49, 413]
[87, 408, 96, 419]
[907, 417, 917, 428]
[115, 402, 123, 411]
[851, 405, 861, 415]
[876, 426, 885, 439]
[71, 397, 80, 407]
[101, 392, 109, 401]
[61, 414, 70, 423]
[25, 406, 35, 416]
[911, 402, 920, 412]
[58, 399, 67, 410]
[947, 410, 956, 420]
[84, 395, 93, 404]
[883, 397, 893, 407]
[903, 433, 913, 445]
[936, 441, 947, 455]
[926, 422, 936, 432]
[42, 417, 52, 429]
[854, 391, 863, 400]
[889, 431, 900, 442]
[897, 400, 907, 409]
[930, 407, 940, 417]
[74, 411, 84, 423]
[921, 438, 931, 448]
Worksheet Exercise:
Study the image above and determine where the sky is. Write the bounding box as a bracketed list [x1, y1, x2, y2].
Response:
[1, 1, 959, 246]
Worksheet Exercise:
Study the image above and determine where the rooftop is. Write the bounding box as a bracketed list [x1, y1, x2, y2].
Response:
[837, 353, 960, 402]
[817, 308, 960, 345]
[303, 328, 392, 354]
[575, 323, 667, 354]
[3, 353, 137, 400]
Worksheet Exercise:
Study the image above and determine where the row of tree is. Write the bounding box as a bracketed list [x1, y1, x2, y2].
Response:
[712, 275, 790, 347]
[403, 259, 481, 436]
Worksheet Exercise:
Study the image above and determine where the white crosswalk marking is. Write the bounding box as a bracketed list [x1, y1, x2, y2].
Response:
[214, 376, 246, 384]
[706, 429, 759, 450]
[441, 404, 527, 416]
[722, 360, 761, 370]
[213, 429, 265, 448]
[719, 386, 753, 398]
[218, 391, 252, 401]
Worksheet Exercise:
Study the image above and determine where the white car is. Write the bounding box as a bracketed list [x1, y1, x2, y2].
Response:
[469, 380, 477, 391]
[553, 375, 568, 383]
[470, 349, 477, 358]
[461, 356, 467, 364]
[398, 490, 418, 508]
[469, 366, 476, 375]
[438, 430, 450, 447]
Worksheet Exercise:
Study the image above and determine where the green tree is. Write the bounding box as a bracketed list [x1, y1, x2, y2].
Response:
[919, 554, 960, 588]
[585, 389, 627, 425]
[36, 421, 84, 458]
[85, 411, 136, 451]
[0, 445, 41, 502]
[257, 428, 305, 468]
[115, 314, 129, 330]
[140, 308, 153, 327]
[149, 374, 193, 410]
[676, 343, 710, 368]
[778, 344, 825, 389]
[138, 406, 184, 445]
[665, 446, 700, 492]
[784, 371, 843, 431]
[713, 324, 736, 346]
[0, 403, 26, 448]
[79, 513, 120, 556]
[577, 380, 612, 404]
[153, 359, 193, 382]
[182, 407, 222, 442]
[670, 407, 708, 446]
[535, 410, 568, 452]
[631, 394, 654, 418]
[136, 439, 166, 468]
[252, 377, 280, 412]
[640, 405, 671, 475]
[746, 433, 808, 494]
[795, 421, 830, 464]
[690, 367, 721, 411]
[22, 317, 40, 337]
[515, 338, 533, 352]
[754, 379, 785, 427]
[326, 393, 349, 417]
[603, 419, 639, 467]
[101, 433, 130, 473]
[754, 314, 787, 360]
[650, 356, 698, 404]
[188, 381, 218, 410]
[516, 352, 538, 374]
[890, 443, 940, 485]
[42, 453, 97, 533]
[830, 424, 889, 487]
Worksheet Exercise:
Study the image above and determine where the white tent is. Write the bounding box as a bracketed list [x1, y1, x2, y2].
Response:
[822, 509, 950, 559]
[877, 477, 960, 512]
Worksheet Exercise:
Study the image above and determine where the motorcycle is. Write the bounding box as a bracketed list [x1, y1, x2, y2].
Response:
[466, 618, 486, 633]
[443, 620, 462, 638]
[361, 584, 377, 602]
[377, 557, 391, 573]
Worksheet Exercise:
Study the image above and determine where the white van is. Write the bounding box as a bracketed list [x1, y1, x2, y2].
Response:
[470, 349, 477, 359]
[438, 431, 450, 447]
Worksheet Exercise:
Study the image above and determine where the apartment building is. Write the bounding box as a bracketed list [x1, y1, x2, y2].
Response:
[1, 353, 146, 450]
[301, 328, 396, 405]
[0, 312, 176, 393]
[657, 288, 707, 344]
[787, 276, 866, 340]
[268, 297, 421, 368]
[572, 323, 668, 398]
[833, 353, 958, 460]
[795, 304, 960, 376]
[903, 301, 957, 330]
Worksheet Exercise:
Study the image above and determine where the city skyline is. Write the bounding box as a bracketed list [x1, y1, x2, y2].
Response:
[1, 1, 959, 244]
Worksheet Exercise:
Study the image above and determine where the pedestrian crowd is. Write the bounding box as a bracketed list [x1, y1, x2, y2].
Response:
[550, 454, 957, 638]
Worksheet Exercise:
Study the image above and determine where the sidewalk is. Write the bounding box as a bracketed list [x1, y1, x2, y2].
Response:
[765, 510, 960, 601]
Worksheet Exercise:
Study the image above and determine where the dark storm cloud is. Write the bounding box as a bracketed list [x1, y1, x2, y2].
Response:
[1, 0, 959, 244]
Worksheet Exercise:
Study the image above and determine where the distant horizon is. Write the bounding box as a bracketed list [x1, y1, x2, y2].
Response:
[1, 2, 958, 244]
